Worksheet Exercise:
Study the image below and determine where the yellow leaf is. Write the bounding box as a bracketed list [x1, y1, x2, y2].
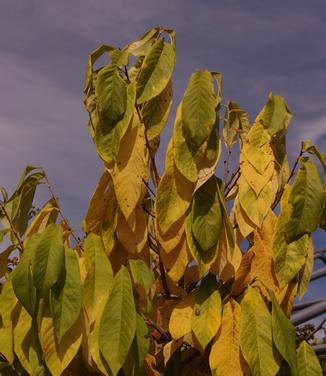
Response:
[233, 197, 255, 237]
[39, 301, 83, 376]
[169, 294, 196, 340]
[101, 187, 118, 255]
[241, 159, 274, 197]
[13, 305, 43, 375]
[112, 117, 148, 221]
[83, 171, 111, 234]
[231, 251, 254, 296]
[156, 163, 194, 235]
[161, 235, 189, 282]
[158, 215, 185, 254]
[298, 236, 314, 300]
[116, 205, 147, 254]
[209, 299, 247, 376]
[240, 286, 279, 376]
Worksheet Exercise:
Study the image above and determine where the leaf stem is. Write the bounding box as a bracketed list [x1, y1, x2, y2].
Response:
[0, 201, 24, 252]
[41, 169, 83, 256]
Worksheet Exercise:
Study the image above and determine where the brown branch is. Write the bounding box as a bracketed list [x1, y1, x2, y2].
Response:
[0, 201, 24, 251]
[41, 170, 83, 256]
[304, 317, 326, 342]
[224, 167, 240, 191]
[142, 178, 156, 197]
[145, 317, 172, 343]
[225, 172, 241, 197]
[223, 148, 232, 189]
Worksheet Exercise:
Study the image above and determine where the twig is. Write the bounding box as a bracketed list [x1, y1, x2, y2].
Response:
[224, 167, 240, 191]
[304, 317, 326, 342]
[142, 178, 156, 197]
[223, 148, 232, 189]
[271, 146, 304, 210]
[41, 170, 83, 256]
[145, 317, 172, 343]
[225, 172, 241, 197]
[141, 204, 156, 218]
[0, 201, 24, 251]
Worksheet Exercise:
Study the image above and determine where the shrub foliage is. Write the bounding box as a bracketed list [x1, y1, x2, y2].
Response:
[0, 27, 325, 375]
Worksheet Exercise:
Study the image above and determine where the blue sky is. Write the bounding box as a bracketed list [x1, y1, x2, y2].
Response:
[0, 1, 325, 300]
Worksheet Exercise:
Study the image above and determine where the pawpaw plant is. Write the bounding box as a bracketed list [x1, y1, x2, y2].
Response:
[0, 27, 325, 376]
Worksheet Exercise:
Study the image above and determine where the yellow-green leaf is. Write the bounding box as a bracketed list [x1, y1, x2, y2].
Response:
[136, 38, 175, 104]
[51, 248, 82, 343]
[298, 236, 314, 300]
[99, 266, 136, 376]
[270, 292, 297, 376]
[209, 299, 246, 376]
[169, 294, 196, 340]
[96, 50, 127, 124]
[297, 341, 322, 376]
[182, 70, 217, 147]
[285, 157, 324, 242]
[240, 286, 279, 376]
[32, 223, 65, 297]
[83, 233, 113, 324]
[191, 274, 222, 349]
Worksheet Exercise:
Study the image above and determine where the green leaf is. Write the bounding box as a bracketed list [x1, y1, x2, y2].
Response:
[83, 233, 113, 324]
[191, 274, 222, 349]
[142, 79, 173, 140]
[129, 259, 154, 294]
[297, 341, 322, 376]
[182, 70, 218, 147]
[96, 50, 128, 124]
[256, 93, 292, 136]
[136, 38, 175, 104]
[94, 82, 136, 164]
[298, 236, 314, 300]
[51, 248, 82, 343]
[285, 157, 324, 242]
[240, 286, 279, 376]
[99, 266, 136, 376]
[223, 101, 250, 148]
[173, 103, 197, 183]
[273, 185, 308, 285]
[270, 292, 298, 376]
[123, 27, 159, 57]
[12, 235, 38, 315]
[32, 223, 65, 297]
[191, 176, 223, 252]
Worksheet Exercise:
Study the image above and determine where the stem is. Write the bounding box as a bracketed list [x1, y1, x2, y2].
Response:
[223, 148, 232, 189]
[145, 317, 172, 343]
[271, 146, 304, 210]
[41, 170, 83, 256]
[0, 201, 24, 251]
[304, 317, 326, 342]
[224, 167, 240, 191]
[225, 172, 241, 197]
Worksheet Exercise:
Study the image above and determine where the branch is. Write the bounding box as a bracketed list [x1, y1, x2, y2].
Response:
[272, 146, 304, 210]
[304, 317, 326, 342]
[224, 172, 241, 197]
[41, 170, 83, 256]
[145, 317, 172, 343]
[0, 201, 24, 251]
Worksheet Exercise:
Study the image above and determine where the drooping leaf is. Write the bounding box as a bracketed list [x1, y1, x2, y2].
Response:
[273, 185, 308, 285]
[256, 93, 292, 136]
[142, 79, 173, 140]
[297, 341, 322, 376]
[182, 70, 218, 147]
[51, 248, 82, 343]
[169, 293, 196, 340]
[12, 234, 39, 316]
[191, 274, 222, 349]
[223, 101, 250, 149]
[96, 49, 128, 124]
[129, 259, 154, 295]
[270, 292, 298, 376]
[32, 223, 65, 297]
[13, 304, 44, 375]
[209, 299, 246, 376]
[285, 157, 324, 242]
[111, 117, 148, 221]
[136, 38, 175, 104]
[39, 299, 83, 376]
[297, 236, 314, 300]
[94, 82, 136, 164]
[191, 176, 223, 253]
[123, 27, 159, 57]
[99, 266, 136, 376]
[83, 233, 113, 324]
[240, 286, 279, 376]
